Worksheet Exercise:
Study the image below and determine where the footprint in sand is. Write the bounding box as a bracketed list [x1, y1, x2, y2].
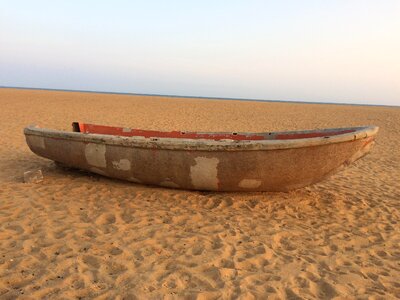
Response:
[119, 211, 134, 223]
[211, 237, 223, 250]
[219, 197, 233, 208]
[204, 197, 222, 209]
[82, 255, 100, 269]
[247, 199, 260, 209]
[5, 225, 24, 235]
[285, 288, 303, 300]
[109, 246, 123, 256]
[310, 280, 338, 299]
[95, 213, 116, 225]
[191, 244, 204, 256]
[105, 261, 128, 276]
[217, 258, 235, 269]
[51, 229, 68, 239]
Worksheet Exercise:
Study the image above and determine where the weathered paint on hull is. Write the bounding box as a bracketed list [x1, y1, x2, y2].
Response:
[24, 126, 378, 192]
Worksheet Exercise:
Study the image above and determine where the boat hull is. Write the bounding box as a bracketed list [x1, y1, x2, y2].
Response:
[24, 126, 377, 191]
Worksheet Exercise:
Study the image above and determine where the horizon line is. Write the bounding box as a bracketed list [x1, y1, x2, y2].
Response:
[1, 85, 398, 108]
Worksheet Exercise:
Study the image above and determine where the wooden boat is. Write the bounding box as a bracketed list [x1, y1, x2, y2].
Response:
[24, 122, 378, 192]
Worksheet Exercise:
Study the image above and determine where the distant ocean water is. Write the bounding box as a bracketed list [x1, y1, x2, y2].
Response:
[1, 85, 398, 108]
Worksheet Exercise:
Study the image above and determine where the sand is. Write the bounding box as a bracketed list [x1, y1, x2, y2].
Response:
[0, 88, 399, 299]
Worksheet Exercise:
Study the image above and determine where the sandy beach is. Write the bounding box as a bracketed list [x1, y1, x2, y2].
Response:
[0, 88, 399, 299]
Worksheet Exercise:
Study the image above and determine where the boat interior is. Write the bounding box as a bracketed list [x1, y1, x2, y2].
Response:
[72, 122, 357, 141]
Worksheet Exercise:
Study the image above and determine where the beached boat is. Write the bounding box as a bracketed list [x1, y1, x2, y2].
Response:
[24, 122, 378, 192]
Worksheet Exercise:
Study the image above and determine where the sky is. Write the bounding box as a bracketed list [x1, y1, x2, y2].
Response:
[0, 1, 399, 106]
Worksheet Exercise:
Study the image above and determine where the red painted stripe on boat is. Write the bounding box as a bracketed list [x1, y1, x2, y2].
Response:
[274, 129, 355, 140]
[78, 123, 85, 133]
[77, 123, 357, 141]
[78, 123, 265, 141]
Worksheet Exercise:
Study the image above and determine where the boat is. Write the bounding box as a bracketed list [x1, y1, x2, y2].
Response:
[24, 122, 379, 192]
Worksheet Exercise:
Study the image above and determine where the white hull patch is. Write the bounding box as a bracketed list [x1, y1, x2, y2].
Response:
[112, 159, 131, 171]
[190, 157, 219, 190]
[85, 143, 107, 168]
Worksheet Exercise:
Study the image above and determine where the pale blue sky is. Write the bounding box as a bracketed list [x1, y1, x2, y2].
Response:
[1, 1, 399, 105]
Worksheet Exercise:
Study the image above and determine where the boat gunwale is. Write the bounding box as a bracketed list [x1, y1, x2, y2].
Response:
[24, 125, 379, 151]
